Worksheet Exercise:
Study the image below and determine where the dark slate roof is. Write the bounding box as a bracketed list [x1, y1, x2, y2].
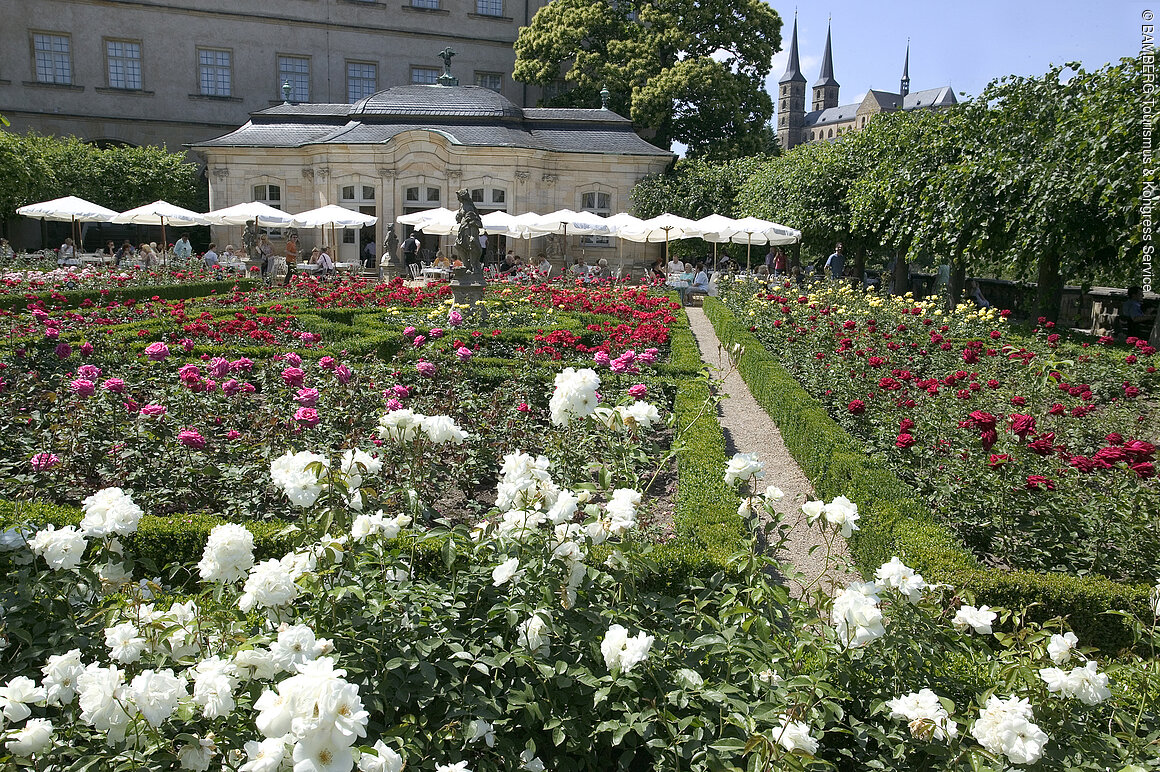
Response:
[351, 84, 523, 118]
[254, 103, 352, 116]
[191, 85, 672, 157]
[524, 108, 632, 124]
[803, 103, 859, 127]
[904, 86, 957, 109]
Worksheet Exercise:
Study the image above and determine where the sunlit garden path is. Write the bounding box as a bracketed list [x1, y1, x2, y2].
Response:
[685, 306, 857, 595]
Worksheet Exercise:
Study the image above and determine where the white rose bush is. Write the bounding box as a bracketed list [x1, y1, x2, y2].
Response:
[2, 364, 1160, 770]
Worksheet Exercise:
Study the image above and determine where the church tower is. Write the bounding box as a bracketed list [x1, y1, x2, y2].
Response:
[812, 21, 839, 112]
[777, 14, 807, 150]
[900, 41, 911, 98]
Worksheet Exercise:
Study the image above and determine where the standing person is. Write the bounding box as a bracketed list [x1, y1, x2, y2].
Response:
[402, 231, 421, 271]
[362, 239, 375, 269]
[773, 248, 787, 277]
[173, 234, 192, 261]
[285, 233, 300, 266]
[823, 243, 845, 282]
[258, 235, 274, 279]
[1120, 286, 1147, 338]
[764, 248, 776, 274]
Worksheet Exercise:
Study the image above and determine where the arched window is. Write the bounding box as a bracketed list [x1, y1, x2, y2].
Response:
[828, 128, 833, 138]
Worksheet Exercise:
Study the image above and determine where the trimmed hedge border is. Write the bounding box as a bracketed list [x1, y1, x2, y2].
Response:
[704, 297, 1151, 654]
[0, 279, 261, 311]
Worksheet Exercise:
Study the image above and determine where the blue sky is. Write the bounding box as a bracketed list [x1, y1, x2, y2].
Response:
[765, 0, 1141, 110]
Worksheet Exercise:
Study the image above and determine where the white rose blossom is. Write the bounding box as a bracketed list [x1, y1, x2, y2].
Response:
[1047, 632, 1079, 665]
[5, 717, 53, 756]
[952, 605, 996, 636]
[420, 414, 469, 445]
[239, 558, 302, 613]
[358, 740, 404, 772]
[270, 451, 329, 507]
[773, 717, 818, 756]
[822, 496, 860, 538]
[197, 523, 255, 584]
[79, 487, 144, 538]
[971, 695, 1048, 765]
[28, 525, 87, 571]
[887, 688, 958, 742]
[41, 649, 84, 706]
[104, 622, 147, 664]
[0, 676, 46, 722]
[492, 557, 523, 587]
[1039, 661, 1111, 705]
[549, 367, 601, 426]
[339, 449, 383, 490]
[127, 668, 188, 726]
[724, 452, 764, 486]
[601, 623, 654, 674]
[874, 557, 928, 605]
[831, 582, 884, 649]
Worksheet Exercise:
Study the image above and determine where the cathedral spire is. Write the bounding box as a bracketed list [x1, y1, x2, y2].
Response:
[779, 12, 806, 84]
[814, 20, 838, 88]
[900, 39, 910, 98]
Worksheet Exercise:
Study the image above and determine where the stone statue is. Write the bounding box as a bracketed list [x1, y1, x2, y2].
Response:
[242, 220, 259, 262]
[452, 189, 483, 279]
[383, 223, 399, 267]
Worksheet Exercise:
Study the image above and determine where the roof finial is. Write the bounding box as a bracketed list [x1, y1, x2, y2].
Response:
[600, 85, 610, 110]
[900, 38, 911, 98]
[281, 80, 292, 104]
[437, 47, 459, 86]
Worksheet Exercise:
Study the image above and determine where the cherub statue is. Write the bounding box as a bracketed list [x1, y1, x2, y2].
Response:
[383, 223, 399, 267]
[242, 220, 260, 262]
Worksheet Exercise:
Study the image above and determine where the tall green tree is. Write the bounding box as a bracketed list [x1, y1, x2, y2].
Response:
[631, 157, 767, 219]
[513, 0, 782, 158]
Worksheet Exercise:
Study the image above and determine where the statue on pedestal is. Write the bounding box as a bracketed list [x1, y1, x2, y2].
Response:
[242, 220, 259, 263]
[383, 223, 399, 268]
[452, 189, 484, 280]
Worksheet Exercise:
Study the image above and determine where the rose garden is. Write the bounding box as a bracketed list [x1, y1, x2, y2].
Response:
[0, 255, 1153, 772]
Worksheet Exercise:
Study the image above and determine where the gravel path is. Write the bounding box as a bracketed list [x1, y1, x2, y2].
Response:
[685, 306, 858, 596]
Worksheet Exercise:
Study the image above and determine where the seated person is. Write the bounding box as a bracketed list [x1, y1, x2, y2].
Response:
[569, 257, 590, 277]
[755, 265, 771, 281]
[433, 251, 451, 269]
[680, 262, 711, 304]
[537, 253, 552, 276]
[591, 258, 610, 279]
[680, 262, 695, 282]
[649, 258, 666, 280]
[308, 247, 321, 266]
[451, 256, 465, 269]
[1120, 285, 1147, 338]
[114, 241, 134, 267]
[666, 256, 684, 275]
[102, 240, 116, 258]
[202, 243, 220, 269]
[967, 280, 991, 309]
[316, 247, 335, 277]
[498, 251, 518, 275]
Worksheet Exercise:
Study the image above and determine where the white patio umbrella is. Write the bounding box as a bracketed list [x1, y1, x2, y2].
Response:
[617, 213, 703, 265]
[112, 200, 208, 256]
[396, 207, 457, 236]
[694, 213, 742, 265]
[17, 195, 119, 253]
[605, 212, 647, 273]
[203, 201, 296, 228]
[290, 205, 378, 253]
[525, 209, 616, 237]
[480, 211, 531, 237]
[725, 216, 802, 270]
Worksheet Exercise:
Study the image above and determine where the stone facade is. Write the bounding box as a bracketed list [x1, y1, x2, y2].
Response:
[194, 85, 674, 268]
[0, 0, 547, 151]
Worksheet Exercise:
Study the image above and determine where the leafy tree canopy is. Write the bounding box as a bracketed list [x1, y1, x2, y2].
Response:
[513, 0, 782, 158]
[0, 130, 206, 225]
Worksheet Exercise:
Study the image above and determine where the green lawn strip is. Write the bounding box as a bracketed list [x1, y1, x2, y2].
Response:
[704, 296, 1151, 654]
[0, 280, 261, 311]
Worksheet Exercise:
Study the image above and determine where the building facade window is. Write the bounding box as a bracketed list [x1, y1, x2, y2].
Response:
[278, 56, 310, 102]
[198, 48, 232, 96]
[475, 0, 503, 15]
[105, 40, 142, 90]
[468, 187, 506, 210]
[410, 0, 440, 8]
[411, 67, 440, 85]
[474, 72, 503, 92]
[542, 79, 567, 102]
[580, 190, 611, 246]
[346, 61, 377, 101]
[252, 183, 282, 235]
[33, 33, 72, 85]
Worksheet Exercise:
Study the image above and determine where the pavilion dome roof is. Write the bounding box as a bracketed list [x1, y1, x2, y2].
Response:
[350, 84, 523, 119]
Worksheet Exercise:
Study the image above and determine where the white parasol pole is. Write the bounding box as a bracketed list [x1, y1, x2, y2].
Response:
[746, 232, 752, 272]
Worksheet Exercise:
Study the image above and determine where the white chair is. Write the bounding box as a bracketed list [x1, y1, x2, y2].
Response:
[409, 263, 422, 281]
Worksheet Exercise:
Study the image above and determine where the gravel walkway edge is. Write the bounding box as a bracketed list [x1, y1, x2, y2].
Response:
[684, 306, 858, 595]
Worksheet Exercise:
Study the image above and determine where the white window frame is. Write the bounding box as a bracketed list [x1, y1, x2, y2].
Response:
[580, 189, 612, 246]
[198, 48, 232, 97]
[475, 0, 503, 15]
[33, 32, 72, 85]
[105, 39, 142, 90]
[278, 55, 310, 102]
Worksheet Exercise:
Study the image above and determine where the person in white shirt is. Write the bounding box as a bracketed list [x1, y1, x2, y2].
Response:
[666, 256, 684, 274]
[317, 246, 335, 277]
[173, 235, 193, 260]
[537, 253, 552, 277]
[58, 238, 76, 265]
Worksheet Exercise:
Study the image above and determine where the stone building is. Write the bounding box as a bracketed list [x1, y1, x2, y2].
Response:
[0, 0, 548, 151]
[192, 83, 674, 266]
[776, 18, 958, 151]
